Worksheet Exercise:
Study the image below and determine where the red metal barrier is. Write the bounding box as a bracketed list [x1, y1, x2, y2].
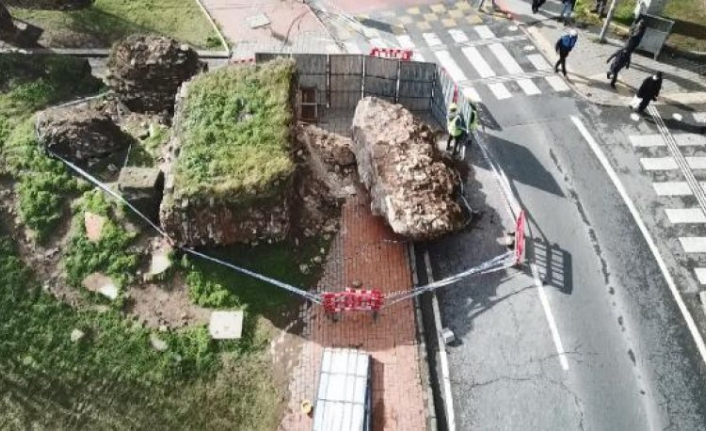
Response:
[321, 288, 385, 315]
[369, 47, 413, 61]
[514, 210, 526, 266]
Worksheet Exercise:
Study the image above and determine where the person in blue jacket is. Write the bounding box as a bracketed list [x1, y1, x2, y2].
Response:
[555, 29, 578, 77]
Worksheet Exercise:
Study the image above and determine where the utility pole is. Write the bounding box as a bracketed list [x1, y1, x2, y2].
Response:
[599, 0, 619, 43]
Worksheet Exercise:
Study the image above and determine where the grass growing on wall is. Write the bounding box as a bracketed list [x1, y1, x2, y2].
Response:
[172, 58, 296, 203]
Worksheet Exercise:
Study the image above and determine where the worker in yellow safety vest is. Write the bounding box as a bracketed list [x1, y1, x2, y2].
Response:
[447, 102, 479, 157]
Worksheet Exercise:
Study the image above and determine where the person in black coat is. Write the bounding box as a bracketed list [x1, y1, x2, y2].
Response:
[532, 0, 547, 13]
[626, 19, 647, 53]
[606, 48, 631, 88]
[635, 72, 663, 113]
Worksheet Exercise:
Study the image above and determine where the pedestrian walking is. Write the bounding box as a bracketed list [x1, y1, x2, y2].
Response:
[632, 72, 663, 113]
[625, 20, 647, 53]
[559, 0, 576, 25]
[477, 0, 497, 11]
[554, 29, 578, 77]
[531, 0, 546, 14]
[592, 0, 607, 17]
[606, 48, 631, 88]
[447, 103, 467, 157]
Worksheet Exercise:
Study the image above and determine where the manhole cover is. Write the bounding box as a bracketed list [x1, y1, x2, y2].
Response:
[246, 13, 271, 29]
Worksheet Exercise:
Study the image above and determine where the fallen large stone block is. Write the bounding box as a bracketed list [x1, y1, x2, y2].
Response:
[351, 97, 464, 240]
[36, 102, 132, 162]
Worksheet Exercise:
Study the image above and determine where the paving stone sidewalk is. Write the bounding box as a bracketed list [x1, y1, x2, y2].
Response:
[279, 191, 428, 431]
[199, 0, 341, 59]
[496, 0, 706, 107]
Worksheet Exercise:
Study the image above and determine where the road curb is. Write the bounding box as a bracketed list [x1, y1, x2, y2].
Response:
[409, 243, 438, 431]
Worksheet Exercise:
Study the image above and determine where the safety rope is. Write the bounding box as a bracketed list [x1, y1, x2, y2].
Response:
[49, 150, 320, 304]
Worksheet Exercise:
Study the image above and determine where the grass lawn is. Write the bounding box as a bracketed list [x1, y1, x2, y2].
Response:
[9, 0, 222, 49]
[576, 0, 706, 52]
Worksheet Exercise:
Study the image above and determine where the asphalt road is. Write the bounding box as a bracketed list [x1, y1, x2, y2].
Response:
[411, 8, 706, 431]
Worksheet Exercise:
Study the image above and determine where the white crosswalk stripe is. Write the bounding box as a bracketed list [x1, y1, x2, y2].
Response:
[679, 237, 706, 253]
[474, 25, 495, 39]
[527, 54, 552, 70]
[423, 32, 443, 47]
[694, 268, 706, 285]
[640, 157, 706, 171]
[462, 46, 495, 78]
[665, 208, 706, 224]
[448, 29, 469, 44]
[435, 50, 467, 82]
[488, 83, 512, 100]
[545, 75, 570, 92]
[630, 134, 706, 147]
[396, 35, 426, 61]
[653, 182, 697, 196]
[489, 43, 523, 75]
[517, 78, 541, 95]
[462, 86, 482, 103]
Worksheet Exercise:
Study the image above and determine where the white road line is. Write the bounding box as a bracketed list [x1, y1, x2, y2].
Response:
[461, 143, 467, 160]
[435, 50, 467, 82]
[448, 29, 469, 43]
[527, 53, 552, 70]
[488, 82, 512, 100]
[396, 35, 426, 61]
[423, 32, 443, 47]
[695, 268, 706, 285]
[396, 35, 415, 49]
[545, 75, 570, 92]
[665, 208, 706, 224]
[630, 134, 706, 147]
[462, 86, 482, 103]
[343, 41, 363, 54]
[475, 25, 495, 39]
[462, 46, 495, 78]
[517, 78, 541, 95]
[531, 263, 569, 371]
[640, 157, 678, 170]
[572, 115, 706, 367]
[654, 182, 694, 196]
[424, 251, 456, 431]
[640, 157, 706, 170]
[489, 43, 523, 75]
[679, 237, 706, 253]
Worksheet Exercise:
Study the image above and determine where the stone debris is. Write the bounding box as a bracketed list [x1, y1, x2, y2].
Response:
[295, 124, 357, 199]
[107, 34, 205, 114]
[81, 273, 119, 300]
[36, 102, 132, 163]
[118, 167, 164, 222]
[84, 212, 106, 242]
[70, 328, 85, 342]
[351, 97, 465, 240]
[209, 311, 244, 340]
[149, 333, 169, 352]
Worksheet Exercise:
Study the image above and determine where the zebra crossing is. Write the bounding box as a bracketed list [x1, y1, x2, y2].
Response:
[630, 111, 706, 284]
[345, 24, 570, 102]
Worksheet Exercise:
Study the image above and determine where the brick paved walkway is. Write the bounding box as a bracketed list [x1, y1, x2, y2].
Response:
[279, 192, 427, 431]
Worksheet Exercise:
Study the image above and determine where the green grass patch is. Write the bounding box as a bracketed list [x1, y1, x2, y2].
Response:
[183, 237, 328, 312]
[0, 235, 281, 430]
[10, 0, 222, 49]
[173, 59, 296, 203]
[0, 54, 102, 241]
[63, 190, 140, 294]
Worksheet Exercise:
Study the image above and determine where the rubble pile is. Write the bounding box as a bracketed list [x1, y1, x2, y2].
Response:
[351, 97, 465, 240]
[107, 35, 204, 114]
[36, 102, 132, 162]
[295, 124, 357, 198]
